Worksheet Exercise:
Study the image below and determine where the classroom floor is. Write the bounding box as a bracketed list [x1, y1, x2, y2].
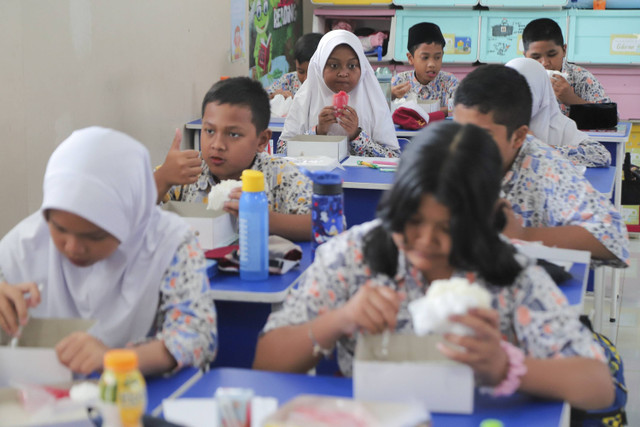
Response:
[584, 235, 640, 425]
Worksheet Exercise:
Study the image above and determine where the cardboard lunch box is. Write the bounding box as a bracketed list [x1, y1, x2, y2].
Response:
[163, 201, 239, 250]
[0, 318, 95, 388]
[287, 135, 349, 162]
[353, 333, 474, 414]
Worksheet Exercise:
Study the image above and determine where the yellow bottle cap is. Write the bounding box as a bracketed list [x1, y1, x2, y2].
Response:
[242, 170, 265, 192]
[480, 419, 504, 427]
[104, 349, 138, 372]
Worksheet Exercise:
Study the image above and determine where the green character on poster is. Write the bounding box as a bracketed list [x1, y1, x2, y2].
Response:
[251, 0, 275, 80]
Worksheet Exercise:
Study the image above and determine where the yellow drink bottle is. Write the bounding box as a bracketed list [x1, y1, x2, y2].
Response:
[99, 349, 147, 427]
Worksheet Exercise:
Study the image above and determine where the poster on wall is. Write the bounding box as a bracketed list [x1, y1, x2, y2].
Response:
[231, 0, 247, 62]
[249, 0, 303, 87]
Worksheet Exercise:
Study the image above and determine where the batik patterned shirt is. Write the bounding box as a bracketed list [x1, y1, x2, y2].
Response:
[391, 70, 459, 108]
[503, 136, 629, 268]
[152, 231, 217, 369]
[553, 137, 611, 167]
[263, 220, 606, 377]
[267, 72, 302, 97]
[560, 62, 612, 117]
[162, 152, 312, 214]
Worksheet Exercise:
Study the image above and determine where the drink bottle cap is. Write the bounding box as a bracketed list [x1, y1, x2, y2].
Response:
[104, 349, 138, 372]
[479, 419, 504, 427]
[312, 172, 342, 195]
[241, 170, 265, 192]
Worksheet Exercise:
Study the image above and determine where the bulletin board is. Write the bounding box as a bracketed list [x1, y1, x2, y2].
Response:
[394, 9, 480, 63]
[478, 10, 567, 63]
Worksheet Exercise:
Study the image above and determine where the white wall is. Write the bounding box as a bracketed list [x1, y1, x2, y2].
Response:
[0, 0, 249, 235]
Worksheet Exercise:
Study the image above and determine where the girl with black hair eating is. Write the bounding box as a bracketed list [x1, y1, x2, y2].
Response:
[254, 121, 614, 411]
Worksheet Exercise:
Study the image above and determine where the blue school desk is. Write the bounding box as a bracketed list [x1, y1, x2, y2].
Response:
[171, 367, 569, 427]
[206, 242, 312, 370]
[146, 367, 203, 416]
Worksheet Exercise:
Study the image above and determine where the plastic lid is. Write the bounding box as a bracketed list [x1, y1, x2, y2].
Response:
[375, 67, 392, 82]
[104, 349, 138, 372]
[312, 172, 342, 195]
[479, 419, 504, 427]
[242, 170, 265, 192]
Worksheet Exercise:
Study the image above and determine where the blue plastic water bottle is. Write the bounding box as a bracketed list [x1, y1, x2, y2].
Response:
[311, 172, 344, 260]
[239, 170, 269, 281]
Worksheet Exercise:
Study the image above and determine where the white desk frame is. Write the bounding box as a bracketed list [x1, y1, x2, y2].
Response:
[586, 124, 631, 332]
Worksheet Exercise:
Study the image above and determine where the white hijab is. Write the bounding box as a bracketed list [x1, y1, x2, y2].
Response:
[281, 30, 399, 149]
[506, 58, 588, 147]
[0, 127, 190, 347]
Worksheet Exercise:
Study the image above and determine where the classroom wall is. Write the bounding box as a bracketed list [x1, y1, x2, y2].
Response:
[0, 0, 249, 236]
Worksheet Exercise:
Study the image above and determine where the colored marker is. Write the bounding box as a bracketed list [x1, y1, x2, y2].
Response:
[357, 160, 379, 169]
[371, 160, 398, 166]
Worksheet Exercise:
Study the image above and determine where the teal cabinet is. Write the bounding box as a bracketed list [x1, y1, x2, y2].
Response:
[394, 9, 480, 62]
[478, 10, 567, 63]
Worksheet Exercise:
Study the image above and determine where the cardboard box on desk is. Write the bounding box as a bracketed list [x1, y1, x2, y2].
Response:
[163, 201, 238, 250]
[353, 333, 474, 414]
[287, 135, 348, 162]
[0, 318, 95, 388]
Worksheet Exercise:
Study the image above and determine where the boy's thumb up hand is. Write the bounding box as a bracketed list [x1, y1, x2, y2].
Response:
[170, 128, 183, 151]
[157, 128, 201, 187]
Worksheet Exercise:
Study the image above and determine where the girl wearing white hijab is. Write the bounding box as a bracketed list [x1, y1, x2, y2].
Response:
[506, 58, 610, 167]
[0, 127, 217, 375]
[279, 30, 400, 158]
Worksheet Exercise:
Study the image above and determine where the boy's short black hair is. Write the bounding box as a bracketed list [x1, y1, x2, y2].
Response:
[522, 18, 565, 52]
[454, 65, 532, 138]
[408, 22, 446, 55]
[294, 33, 323, 64]
[201, 77, 270, 133]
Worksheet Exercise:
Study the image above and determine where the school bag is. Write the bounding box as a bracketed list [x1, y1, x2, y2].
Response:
[570, 315, 628, 427]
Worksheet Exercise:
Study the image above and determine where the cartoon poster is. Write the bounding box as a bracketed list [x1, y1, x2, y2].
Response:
[249, 0, 303, 87]
[230, 0, 246, 62]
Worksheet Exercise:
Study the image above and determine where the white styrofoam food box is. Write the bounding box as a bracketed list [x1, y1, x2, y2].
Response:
[287, 135, 348, 162]
[353, 333, 474, 414]
[163, 201, 238, 250]
[0, 318, 95, 388]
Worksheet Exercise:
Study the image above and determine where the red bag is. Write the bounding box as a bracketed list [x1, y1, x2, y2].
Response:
[392, 107, 445, 130]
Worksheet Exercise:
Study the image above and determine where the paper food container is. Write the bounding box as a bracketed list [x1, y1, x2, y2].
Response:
[0, 318, 95, 388]
[287, 135, 348, 162]
[162, 201, 238, 250]
[353, 333, 474, 414]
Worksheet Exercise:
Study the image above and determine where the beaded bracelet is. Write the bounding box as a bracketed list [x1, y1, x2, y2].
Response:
[483, 340, 528, 397]
[308, 325, 334, 359]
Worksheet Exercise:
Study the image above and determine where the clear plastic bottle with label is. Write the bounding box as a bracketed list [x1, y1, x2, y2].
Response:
[239, 169, 269, 281]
